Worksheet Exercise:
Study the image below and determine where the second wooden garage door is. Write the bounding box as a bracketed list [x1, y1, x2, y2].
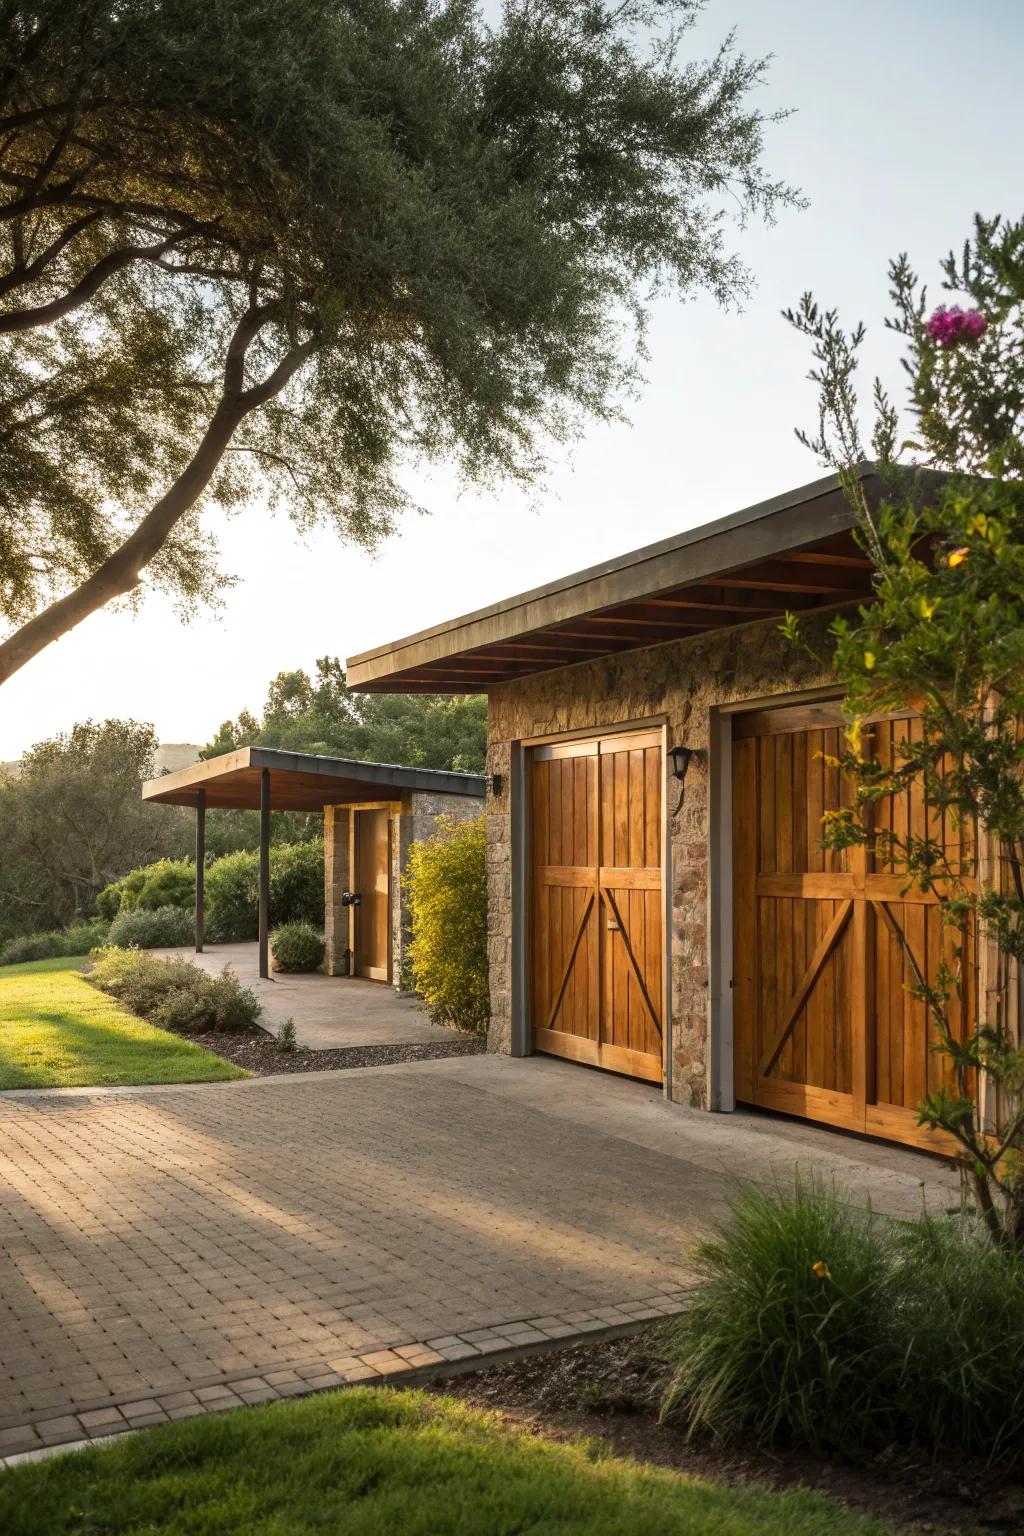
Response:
[530, 729, 664, 1083]
[732, 701, 975, 1150]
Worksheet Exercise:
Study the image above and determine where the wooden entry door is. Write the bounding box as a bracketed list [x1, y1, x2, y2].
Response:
[355, 808, 390, 981]
[530, 729, 664, 1083]
[732, 702, 975, 1150]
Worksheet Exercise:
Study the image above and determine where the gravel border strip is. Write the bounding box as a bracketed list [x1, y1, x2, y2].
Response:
[187, 1031, 487, 1076]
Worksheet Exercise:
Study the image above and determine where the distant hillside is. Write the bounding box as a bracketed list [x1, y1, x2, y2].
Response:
[152, 743, 202, 776]
[3, 742, 201, 779]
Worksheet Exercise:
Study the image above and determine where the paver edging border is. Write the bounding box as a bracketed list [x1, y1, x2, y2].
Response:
[0, 1290, 694, 1469]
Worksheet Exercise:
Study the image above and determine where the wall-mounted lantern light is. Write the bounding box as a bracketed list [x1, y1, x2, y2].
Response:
[668, 743, 695, 816]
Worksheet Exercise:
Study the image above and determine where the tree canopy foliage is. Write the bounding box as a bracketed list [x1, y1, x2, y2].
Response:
[0, 718, 190, 937]
[0, 0, 794, 684]
[203, 657, 487, 772]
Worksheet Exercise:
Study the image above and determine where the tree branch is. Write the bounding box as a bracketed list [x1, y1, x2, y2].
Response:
[0, 319, 319, 685]
[0, 229, 193, 333]
[0, 210, 104, 298]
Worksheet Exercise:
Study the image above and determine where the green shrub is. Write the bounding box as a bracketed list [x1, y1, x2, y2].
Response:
[277, 1017, 299, 1052]
[107, 904, 194, 949]
[88, 947, 261, 1033]
[98, 842, 323, 942]
[270, 922, 324, 973]
[96, 866, 147, 919]
[269, 839, 325, 928]
[63, 918, 110, 954]
[89, 946, 192, 1015]
[405, 815, 488, 1032]
[152, 971, 262, 1034]
[203, 849, 258, 941]
[135, 858, 194, 912]
[661, 1180, 1024, 1458]
[98, 859, 194, 919]
[889, 1217, 1024, 1457]
[0, 918, 108, 966]
[205, 839, 324, 942]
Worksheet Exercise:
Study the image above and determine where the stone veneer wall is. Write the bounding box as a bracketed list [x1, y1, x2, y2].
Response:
[323, 804, 352, 977]
[484, 612, 838, 1110]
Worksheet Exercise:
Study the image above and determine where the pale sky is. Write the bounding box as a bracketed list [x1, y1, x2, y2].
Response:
[2, 0, 1021, 758]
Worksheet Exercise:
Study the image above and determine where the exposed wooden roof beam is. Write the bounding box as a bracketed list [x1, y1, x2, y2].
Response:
[708, 559, 871, 595]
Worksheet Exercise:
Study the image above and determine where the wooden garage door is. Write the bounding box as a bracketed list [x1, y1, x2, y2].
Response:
[732, 702, 975, 1151]
[530, 729, 664, 1083]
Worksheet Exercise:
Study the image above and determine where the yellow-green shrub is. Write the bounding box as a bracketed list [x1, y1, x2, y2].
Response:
[404, 815, 488, 1032]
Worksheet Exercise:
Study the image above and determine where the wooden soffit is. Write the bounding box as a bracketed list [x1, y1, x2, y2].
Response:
[345, 468, 880, 694]
[141, 747, 486, 811]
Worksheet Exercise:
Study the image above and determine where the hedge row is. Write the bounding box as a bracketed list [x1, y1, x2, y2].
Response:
[0, 918, 109, 967]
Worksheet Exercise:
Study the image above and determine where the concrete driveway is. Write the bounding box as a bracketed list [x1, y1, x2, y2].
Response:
[0, 1053, 956, 1460]
[155, 942, 454, 1050]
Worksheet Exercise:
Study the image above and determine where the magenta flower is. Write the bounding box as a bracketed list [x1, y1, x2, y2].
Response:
[924, 305, 987, 348]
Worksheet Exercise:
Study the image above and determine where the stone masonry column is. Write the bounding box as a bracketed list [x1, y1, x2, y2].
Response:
[323, 805, 351, 975]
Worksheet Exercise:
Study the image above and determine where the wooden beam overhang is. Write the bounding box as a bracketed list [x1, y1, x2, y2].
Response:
[142, 746, 486, 811]
[346, 468, 883, 695]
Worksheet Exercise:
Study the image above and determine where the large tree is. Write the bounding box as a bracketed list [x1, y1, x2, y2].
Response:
[204, 657, 488, 771]
[0, 0, 794, 684]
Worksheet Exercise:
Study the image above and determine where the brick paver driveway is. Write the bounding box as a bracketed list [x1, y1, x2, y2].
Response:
[0, 1053, 955, 1458]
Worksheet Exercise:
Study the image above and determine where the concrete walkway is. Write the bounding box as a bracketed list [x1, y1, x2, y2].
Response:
[155, 942, 452, 1050]
[0, 1053, 957, 1461]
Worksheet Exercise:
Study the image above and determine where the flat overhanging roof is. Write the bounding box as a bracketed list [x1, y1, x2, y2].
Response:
[142, 746, 486, 811]
[345, 467, 880, 693]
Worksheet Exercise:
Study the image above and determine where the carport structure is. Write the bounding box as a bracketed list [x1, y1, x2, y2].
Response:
[142, 747, 484, 980]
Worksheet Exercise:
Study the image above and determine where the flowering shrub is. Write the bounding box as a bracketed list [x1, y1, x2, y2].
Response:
[784, 213, 1024, 1247]
[923, 303, 987, 347]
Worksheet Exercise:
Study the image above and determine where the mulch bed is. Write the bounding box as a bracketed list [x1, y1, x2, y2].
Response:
[428, 1332, 1024, 1536]
[188, 1027, 486, 1076]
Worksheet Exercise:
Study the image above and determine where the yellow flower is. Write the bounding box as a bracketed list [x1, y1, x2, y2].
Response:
[863, 651, 876, 671]
[948, 546, 969, 567]
[811, 1260, 831, 1280]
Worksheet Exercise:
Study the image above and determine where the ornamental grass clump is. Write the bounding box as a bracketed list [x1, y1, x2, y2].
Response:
[889, 1217, 1024, 1457]
[662, 1179, 1024, 1459]
[661, 1179, 899, 1453]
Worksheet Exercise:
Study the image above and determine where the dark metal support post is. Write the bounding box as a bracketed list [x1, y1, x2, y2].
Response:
[258, 768, 271, 978]
[195, 788, 206, 953]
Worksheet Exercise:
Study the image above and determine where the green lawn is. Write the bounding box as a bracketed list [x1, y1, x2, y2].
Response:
[0, 1388, 897, 1536]
[0, 956, 245, 1088]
